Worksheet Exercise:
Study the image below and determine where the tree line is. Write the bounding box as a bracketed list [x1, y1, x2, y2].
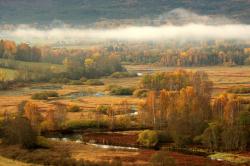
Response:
[107, 40, 250, 66]
[3, 39, 250, 67]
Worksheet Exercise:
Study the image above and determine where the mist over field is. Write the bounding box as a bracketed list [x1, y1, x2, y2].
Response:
[1, 24, 250, 44]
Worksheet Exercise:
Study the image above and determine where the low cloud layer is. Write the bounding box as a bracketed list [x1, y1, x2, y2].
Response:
[1, 24, 250, 44]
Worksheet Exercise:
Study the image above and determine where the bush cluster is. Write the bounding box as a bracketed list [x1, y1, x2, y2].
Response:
[85, 79, 104, 86]
[64, 120, 108, 130]
[137, 130, 159, 148]
[31, 91, 59, 100]
[110, 72, 137, 78]
[67, 105, 81, 112]
[110, 86, 134, 96]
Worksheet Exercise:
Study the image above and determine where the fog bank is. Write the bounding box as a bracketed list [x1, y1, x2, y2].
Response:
[1, 24, 250, 44]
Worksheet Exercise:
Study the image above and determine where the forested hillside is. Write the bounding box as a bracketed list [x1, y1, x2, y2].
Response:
[0, 0, 250, 25]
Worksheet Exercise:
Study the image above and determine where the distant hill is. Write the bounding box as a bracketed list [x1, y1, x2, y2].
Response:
[0, 0, 250, 25]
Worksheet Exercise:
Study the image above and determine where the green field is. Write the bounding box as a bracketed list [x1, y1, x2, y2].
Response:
[0, 58, 65, 80]
[0, 68, 17, 80]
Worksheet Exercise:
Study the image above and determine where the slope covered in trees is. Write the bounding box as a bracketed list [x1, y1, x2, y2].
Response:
[0, 0, 250, 25]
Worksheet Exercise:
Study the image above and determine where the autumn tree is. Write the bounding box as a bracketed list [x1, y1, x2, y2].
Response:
[158, 90, 178, 129]
[2, 40, 17, 59]
[107, 105, 116, 130]
[43, 108, 67, 131]
[142, 91, 158, 128]
[24, 102, 43, 133]
[212, 94, 242, 124]
[212, 94, 229, 121]
[39, 103, 67, 131]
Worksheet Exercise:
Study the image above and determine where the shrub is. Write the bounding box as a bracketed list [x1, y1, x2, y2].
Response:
[133, 89, 148, 97]
[150, 151, 176, 166]
[67, 105, 81, 112]
[110, 72, 137, 78]
[31, 91, 59, 100]
[31, 92, 48, 100]
[137, 130, 158, 148]
[85, 79, 104, 86]
[110, 86, 134, 96]
[68, 80, 83, 85]
[45, 91, 59, 97]
[64, 120, 108, 130]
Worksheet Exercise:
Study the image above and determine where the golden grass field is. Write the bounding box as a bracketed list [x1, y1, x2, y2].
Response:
[1, 65, 250, 120]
